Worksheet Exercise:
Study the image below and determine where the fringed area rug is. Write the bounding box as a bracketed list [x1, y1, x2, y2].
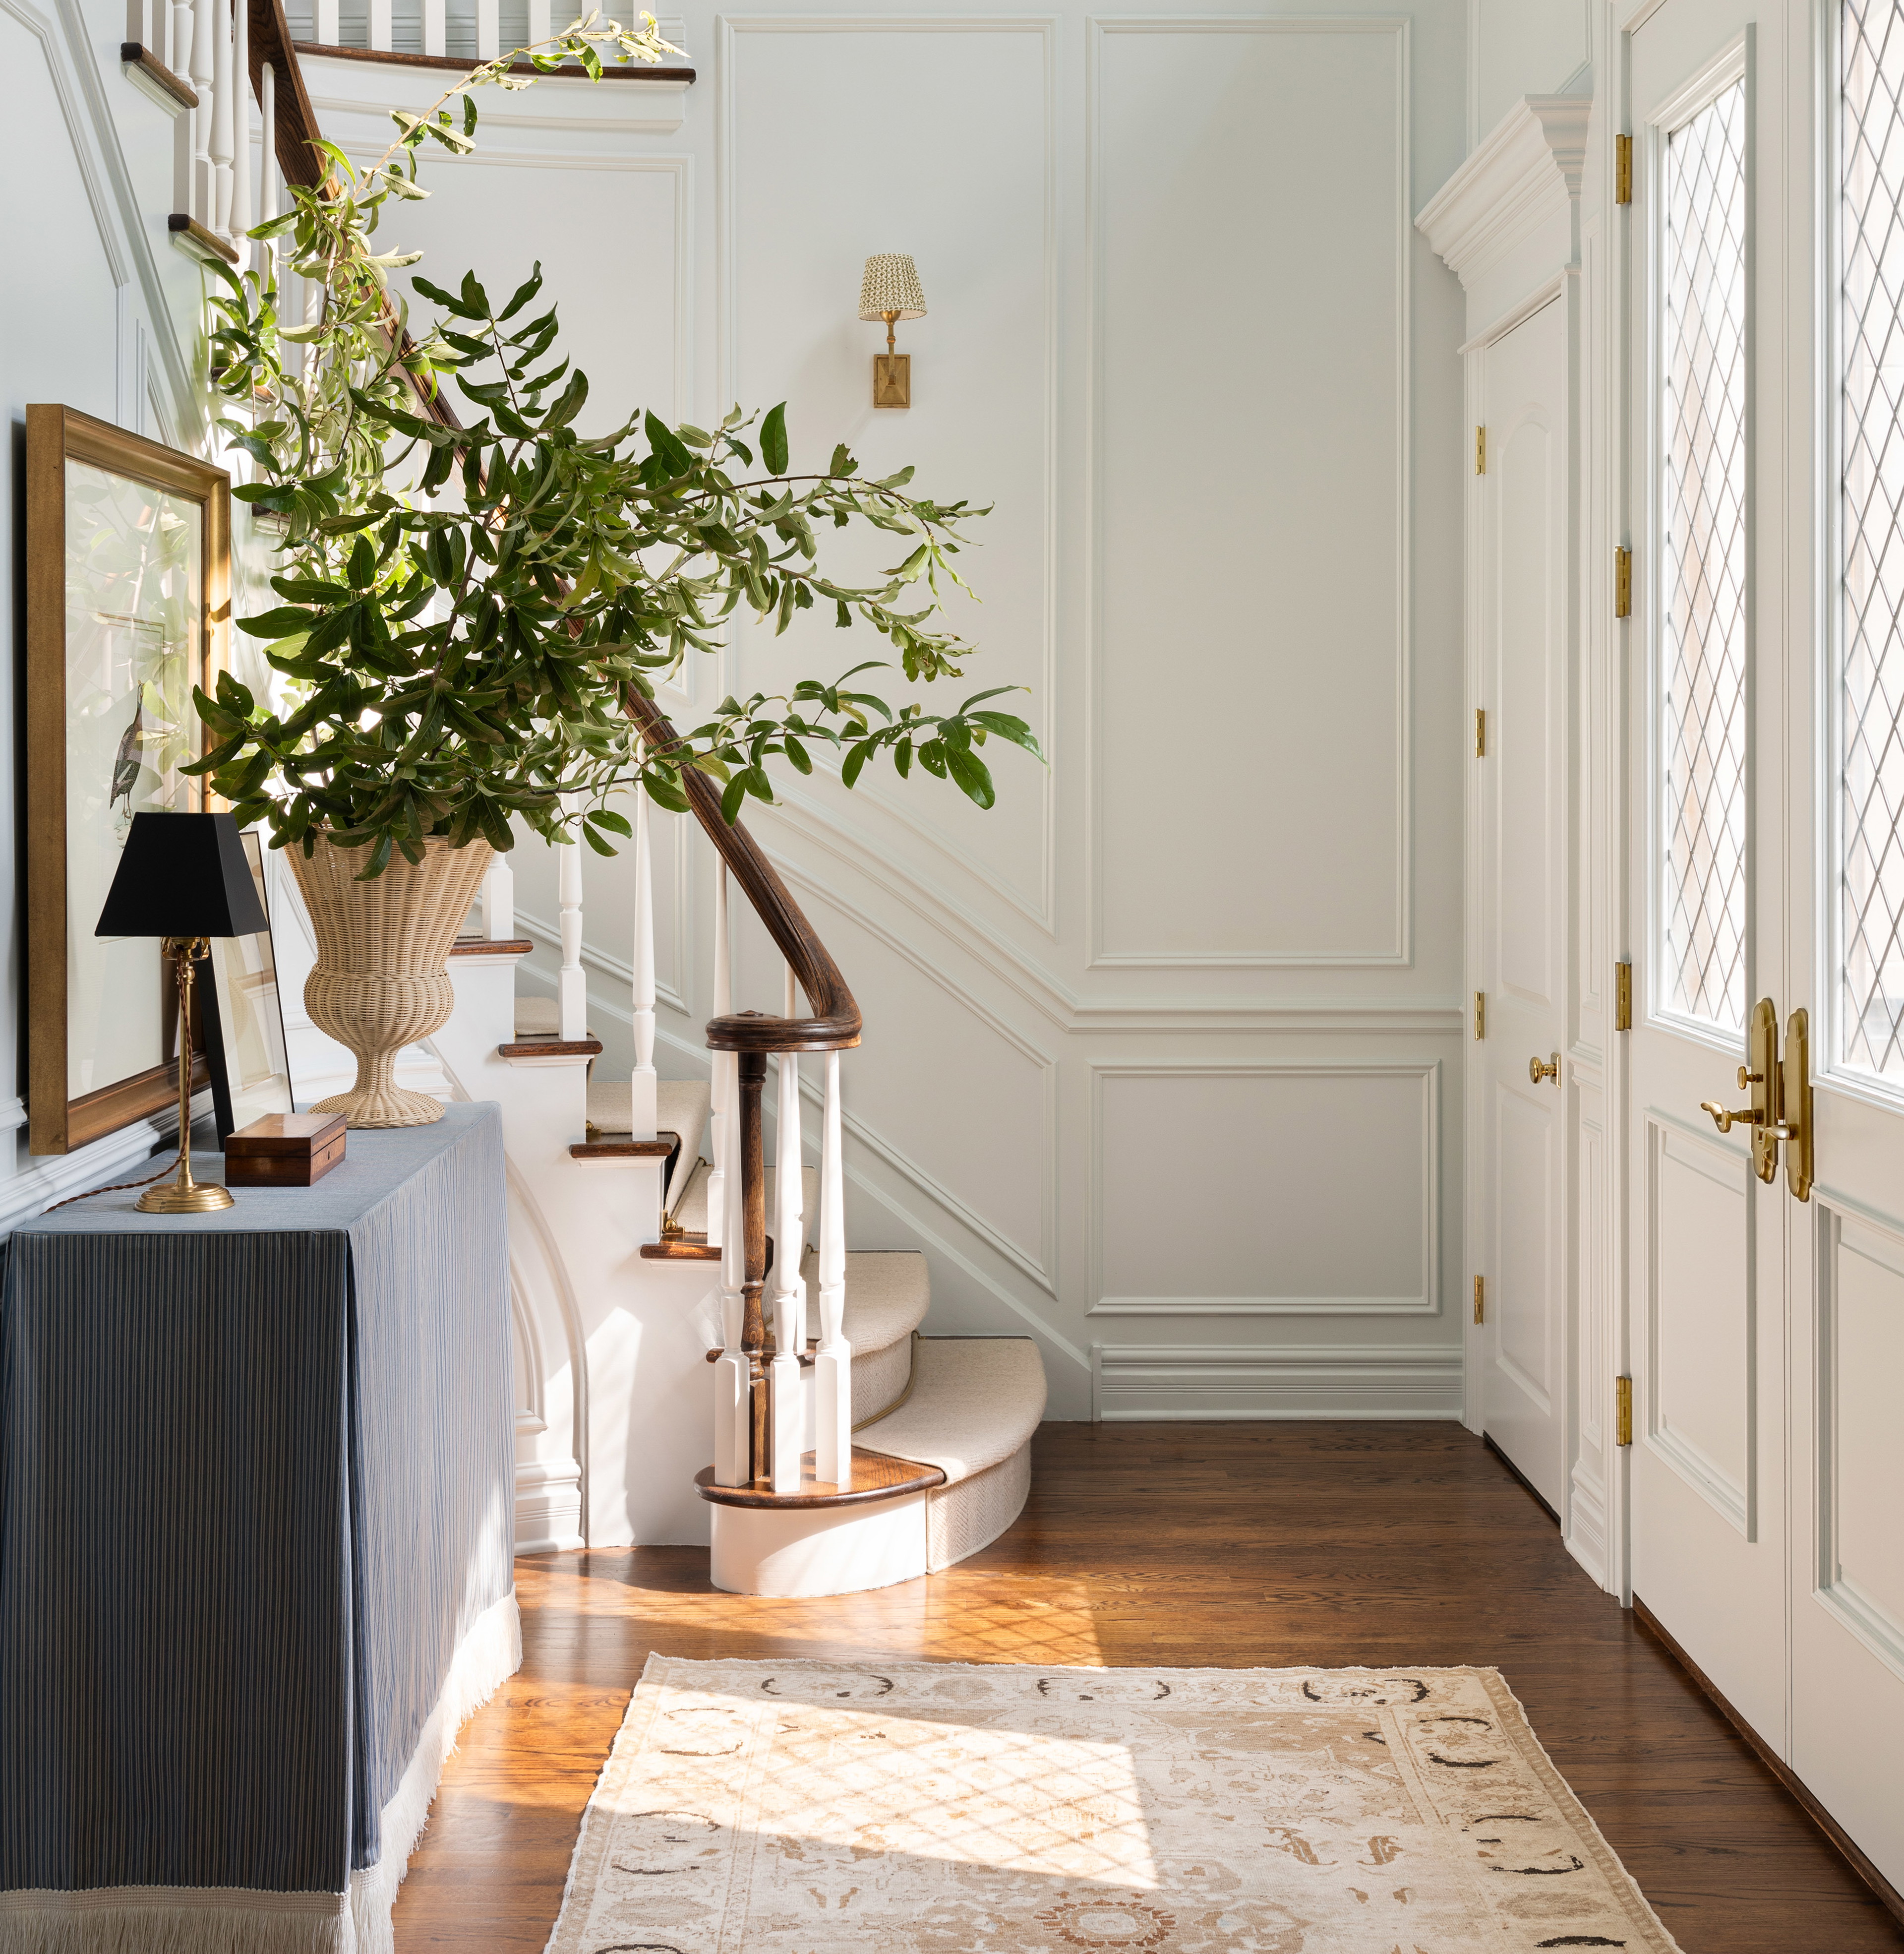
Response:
[545, 1659, 1679, 1953]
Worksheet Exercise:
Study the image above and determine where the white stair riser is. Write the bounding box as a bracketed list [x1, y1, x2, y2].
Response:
[708, 1491, 929, 1597]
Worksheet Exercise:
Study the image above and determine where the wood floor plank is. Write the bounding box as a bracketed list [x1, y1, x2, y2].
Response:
[391, 1421, 1904, 1953]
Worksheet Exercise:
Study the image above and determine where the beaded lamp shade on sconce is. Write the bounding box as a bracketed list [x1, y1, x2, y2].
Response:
[95, 812, 269, 1212]
[859, 254, 927, 408]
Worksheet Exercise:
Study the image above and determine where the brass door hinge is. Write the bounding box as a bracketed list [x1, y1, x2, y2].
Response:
[1615, 133, 1633, 204]
[1614, 960, 1633, 1032]
[1615, 1375, 1633, 1446]
[1474, 1276, 1485, 1326]
[1474, 990, 1487, 1040]
[1614, 546, 1633, 618]
[1475, 425, 1487, 475]
[1475, 707, 1487, 757]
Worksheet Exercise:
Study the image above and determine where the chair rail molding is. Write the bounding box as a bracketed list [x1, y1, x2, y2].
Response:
[1416, 93, 1591, 288]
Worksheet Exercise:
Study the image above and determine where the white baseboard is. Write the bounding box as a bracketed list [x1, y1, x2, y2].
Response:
[1091, 1343, 1464, 1420]
[515, 1456, 584, 1555]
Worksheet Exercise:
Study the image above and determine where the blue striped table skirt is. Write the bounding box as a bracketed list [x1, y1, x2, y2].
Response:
[0, 1100, 516, 1947]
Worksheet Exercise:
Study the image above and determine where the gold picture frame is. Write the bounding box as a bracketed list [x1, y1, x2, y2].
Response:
[25, 405, 229, 1155]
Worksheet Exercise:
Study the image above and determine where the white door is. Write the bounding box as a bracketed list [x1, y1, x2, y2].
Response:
[1786, 0, 1904, 1890]
[1478, 295, 1571, 1514]
[1625, 0, 1904, 1888]
[1624, 0, 1792, 1746]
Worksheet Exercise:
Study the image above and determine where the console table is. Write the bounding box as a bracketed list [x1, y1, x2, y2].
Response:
[0, 1100, 515, 1953]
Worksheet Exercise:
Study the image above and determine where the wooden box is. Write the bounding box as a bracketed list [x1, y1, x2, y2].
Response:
[224, 1112, 347, 1187]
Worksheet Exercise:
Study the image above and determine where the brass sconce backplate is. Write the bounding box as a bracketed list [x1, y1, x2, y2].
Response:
[874, 353, 911, 409]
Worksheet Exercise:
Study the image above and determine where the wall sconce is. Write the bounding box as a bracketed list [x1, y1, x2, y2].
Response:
[859, 254, 926, 409]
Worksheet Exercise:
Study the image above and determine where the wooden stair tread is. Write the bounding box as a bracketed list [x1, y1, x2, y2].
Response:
[450, 938, 533, 956]
[498, 1037, 603, 1059]
[570, 1138, 673, 1159]
[695, 1445, 944, 1510]
[642, 1233, 719, 1261]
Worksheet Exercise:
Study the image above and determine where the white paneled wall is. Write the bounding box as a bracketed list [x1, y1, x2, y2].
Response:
[24, 0, 1470, 1417]
[1093, 19, 1410, 968]
[1469, 0, 1588, 147]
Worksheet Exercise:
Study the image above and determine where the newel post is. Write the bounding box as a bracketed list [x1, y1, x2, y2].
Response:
[738, 1047, 770, 1486]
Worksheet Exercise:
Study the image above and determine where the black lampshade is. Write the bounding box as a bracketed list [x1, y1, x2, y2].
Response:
[95, 812, 270, 939]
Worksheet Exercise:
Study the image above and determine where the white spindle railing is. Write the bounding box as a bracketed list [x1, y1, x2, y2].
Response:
[813, 1049, 850, 1484]
[187, 0, 214, 219]
[768, 965, 806, 1491]
[629, 787, 657, 1140]
[556, 798, 587, 1042]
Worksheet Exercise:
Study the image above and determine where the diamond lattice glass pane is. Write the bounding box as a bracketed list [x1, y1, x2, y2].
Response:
[1840, 2, 1904, 1082]
[1660, 82, 1750, 1036]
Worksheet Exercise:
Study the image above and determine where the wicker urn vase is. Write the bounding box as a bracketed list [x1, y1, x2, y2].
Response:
[287, 832, 493, 1128]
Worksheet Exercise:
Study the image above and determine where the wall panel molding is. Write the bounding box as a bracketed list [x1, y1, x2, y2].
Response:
[1089, 1059, 1441, 1316]
[1086, 15, 1413, 968]
[716, 13, 1060, 927]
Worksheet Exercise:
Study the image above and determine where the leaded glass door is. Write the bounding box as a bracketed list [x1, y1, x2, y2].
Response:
[1624, 0, 1793, 1749]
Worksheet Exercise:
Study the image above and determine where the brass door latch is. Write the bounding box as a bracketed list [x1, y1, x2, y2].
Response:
[1529, 1052, 1559, 1085]
[1699, 996, 1813, 1199]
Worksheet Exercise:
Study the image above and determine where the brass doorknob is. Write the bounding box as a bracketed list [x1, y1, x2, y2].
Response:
[1529, 1053, 1559, 1085]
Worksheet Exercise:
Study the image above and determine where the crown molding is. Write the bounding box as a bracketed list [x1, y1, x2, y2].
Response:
[1416, 94, 1592, 286]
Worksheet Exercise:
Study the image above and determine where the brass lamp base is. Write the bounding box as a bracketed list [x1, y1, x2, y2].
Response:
[136, 1171, 234, 1214]
[135, 934, 235, 1215]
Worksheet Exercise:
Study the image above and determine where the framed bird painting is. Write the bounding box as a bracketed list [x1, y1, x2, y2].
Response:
[25, 406, 229, 1155]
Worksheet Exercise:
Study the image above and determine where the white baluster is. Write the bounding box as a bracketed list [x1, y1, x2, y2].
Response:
[710, 1065, 747, 1483]
[188, 0, 215, 228]
[209, 0, 233, 237]
[259, 63, 276, 255]
[169, 0, 192, 108]
[229, 0, 251, 254]
[704, 860, 730, 1251]
[476, 0, 498, 58]
[314, 0, 338, 44]
[557, 799, 586, 1042]
[368, 0, 391, 51]
[422, 0, 445, 55]
[768, 969, 806, 1492]
[630, 785, 657, 1140]
[528, 0, 550, 47]
[813, 1049, 850, 1486]
[480, 850, 514, 943]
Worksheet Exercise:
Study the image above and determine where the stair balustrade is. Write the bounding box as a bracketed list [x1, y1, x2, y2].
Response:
[221, 13, 856, 1502]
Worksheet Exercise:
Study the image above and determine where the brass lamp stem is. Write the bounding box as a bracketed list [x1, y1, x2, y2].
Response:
[135, 936, 234, 1214]
[884, 309, 898, 355]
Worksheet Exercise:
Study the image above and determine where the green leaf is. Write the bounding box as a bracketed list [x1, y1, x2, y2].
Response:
[238, 606, 319, 639]
[761, 402, 789, 477]
[585, 806, 633, 837]
[645, 411, 693, 477]
[719, 774, 748, 826]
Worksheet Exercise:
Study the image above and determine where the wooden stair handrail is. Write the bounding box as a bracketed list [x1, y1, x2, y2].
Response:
[249, 23, 857, 1062]
[623, 689, 861, 1055]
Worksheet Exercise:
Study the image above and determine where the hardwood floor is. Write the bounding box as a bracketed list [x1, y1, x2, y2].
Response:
[393, 1422, 1904, 1951]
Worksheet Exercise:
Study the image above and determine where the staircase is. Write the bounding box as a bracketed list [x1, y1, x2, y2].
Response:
[265, 753, 1046, 1599]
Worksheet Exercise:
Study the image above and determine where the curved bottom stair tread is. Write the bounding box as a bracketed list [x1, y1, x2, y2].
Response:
[798, 1245, 930, 1423]
[856, 1336, 1047, 1572]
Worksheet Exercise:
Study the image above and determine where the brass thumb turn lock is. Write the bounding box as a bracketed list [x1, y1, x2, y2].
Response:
[1699, 997, 1812, 1199]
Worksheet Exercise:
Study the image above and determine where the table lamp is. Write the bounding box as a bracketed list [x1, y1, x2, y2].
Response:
[96, 811, 269, 1213]
[859, 253, 927, 408]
